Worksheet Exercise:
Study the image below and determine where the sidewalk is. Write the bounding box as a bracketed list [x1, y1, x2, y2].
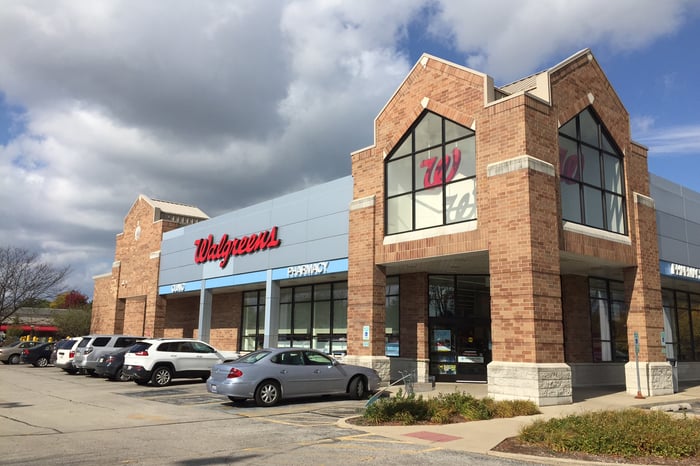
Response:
[339, 382, 700, 464]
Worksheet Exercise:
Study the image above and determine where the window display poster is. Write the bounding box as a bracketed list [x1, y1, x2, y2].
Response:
[433, 329, 452, 352]
[438, 364, 456, 375]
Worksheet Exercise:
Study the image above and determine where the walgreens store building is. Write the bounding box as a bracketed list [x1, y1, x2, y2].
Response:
[93, 49, 700, 406]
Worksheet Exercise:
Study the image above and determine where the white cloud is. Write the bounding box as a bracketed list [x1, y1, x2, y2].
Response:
[0, 0, 699, 296]
[637, 125, 700, 156]
[431, 0, 696, 83]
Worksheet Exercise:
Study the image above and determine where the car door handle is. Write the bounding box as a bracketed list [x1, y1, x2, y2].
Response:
[280, 369, 288, 374]
[314, 369, 322, 374]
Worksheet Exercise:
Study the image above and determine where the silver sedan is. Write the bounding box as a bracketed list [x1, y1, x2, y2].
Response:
[206, 348, 382, 407]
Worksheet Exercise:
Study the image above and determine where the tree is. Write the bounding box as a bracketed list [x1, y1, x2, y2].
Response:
[51, 290, 89, 309]
[52, 307, 92, 337]
[0, 247, 70, 323]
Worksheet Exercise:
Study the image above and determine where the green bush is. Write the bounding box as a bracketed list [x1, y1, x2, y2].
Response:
[362, 390, 540, 426]
[519, 409, 700, 459]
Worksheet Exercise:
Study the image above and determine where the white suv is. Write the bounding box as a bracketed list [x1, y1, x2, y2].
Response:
[122, 338, 238, 387]
[54, 337, 84, 374]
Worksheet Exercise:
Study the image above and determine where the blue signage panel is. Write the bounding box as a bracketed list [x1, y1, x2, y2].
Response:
[160, 258, 348, 295]
[158, 280, 202, 295]
[660, 260, 700, 282]
[271, 258, 348, 280]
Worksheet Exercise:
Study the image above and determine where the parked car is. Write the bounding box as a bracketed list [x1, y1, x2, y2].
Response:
[0, 340, 41, 365]
[123, 338, 239, 387]
[94, 345, 136, 381]
[53, 338, 83, 374]
[206, 348, 381, 407]
[73, 335, 145, 375]
[20, 342, 55, 367]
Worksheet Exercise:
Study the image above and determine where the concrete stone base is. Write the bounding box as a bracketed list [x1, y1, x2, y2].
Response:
[342, 355, 393, 384]
[624, 361, 674, 397]
[488, 361, 572, 406]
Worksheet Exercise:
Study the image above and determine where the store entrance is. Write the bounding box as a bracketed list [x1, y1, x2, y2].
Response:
[429, 320, 491, 382]
[427, 275, 491, 383]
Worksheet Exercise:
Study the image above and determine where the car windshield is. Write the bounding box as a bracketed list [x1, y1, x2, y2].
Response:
[129, 342, 151, 353]
[56, 340, 76, 349]
[114, 345, 135, 354]
[235, 350, 271, 364]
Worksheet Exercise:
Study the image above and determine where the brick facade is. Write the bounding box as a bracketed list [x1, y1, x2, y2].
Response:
[348, 50, 670, 403]
[93, 49, 677, 405]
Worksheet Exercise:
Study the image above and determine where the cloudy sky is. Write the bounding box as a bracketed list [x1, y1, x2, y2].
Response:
[1, 0, 700, 298]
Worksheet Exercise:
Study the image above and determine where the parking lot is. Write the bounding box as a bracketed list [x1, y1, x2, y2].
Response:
[0, 363, 528, 466]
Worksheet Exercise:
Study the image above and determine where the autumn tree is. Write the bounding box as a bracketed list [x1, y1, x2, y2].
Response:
[51, 290, 90, 309]
[0, 247, 70, 323]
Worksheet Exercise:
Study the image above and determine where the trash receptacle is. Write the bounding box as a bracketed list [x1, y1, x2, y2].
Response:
[667, 359, 678, 393]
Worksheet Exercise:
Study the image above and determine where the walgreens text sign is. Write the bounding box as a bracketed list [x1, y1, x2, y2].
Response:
[194, 227, 281, 268]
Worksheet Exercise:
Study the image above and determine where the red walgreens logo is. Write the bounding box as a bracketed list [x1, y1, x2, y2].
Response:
[194, 227, 281, 268]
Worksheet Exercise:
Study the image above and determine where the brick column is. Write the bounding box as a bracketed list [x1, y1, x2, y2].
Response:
[345, 195, 390, 381]
[624, 193, 672, 396]
[397, 273, 430, 382]
[91, 262, 121, 334]
[561, 275, 592, 363]
[486, 156, 571, 406]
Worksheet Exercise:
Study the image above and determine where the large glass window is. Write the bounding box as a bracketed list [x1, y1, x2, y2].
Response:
[663, 289, 700, 362]
[241, 290, 266, 351]
[278, 282, 348, 356]
[385, 111, 476, 235]
[589, 278, 628, 362]
[385, 276, 400, 356]
[559, 108, 627, 234]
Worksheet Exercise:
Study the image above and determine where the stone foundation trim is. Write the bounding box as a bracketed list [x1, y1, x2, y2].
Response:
[486, 155, 555, 178]
[624, 361, 674, 397]
[633, 192, 655, 209]
[342, 355, 393, 385]
[563, 221, 632, 245]
[488, 361, 572, 406]
[350, 195, 375, 211]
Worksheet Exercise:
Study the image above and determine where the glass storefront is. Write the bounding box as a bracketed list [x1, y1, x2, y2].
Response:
[242, 282, 348, 356]
[428, 275, 491, 382]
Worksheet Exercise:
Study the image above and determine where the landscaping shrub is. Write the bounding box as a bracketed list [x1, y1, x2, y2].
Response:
[362, 390, 540, 425]
[519, 409, 700, 459]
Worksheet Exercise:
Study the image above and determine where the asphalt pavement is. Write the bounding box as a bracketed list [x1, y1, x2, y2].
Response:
[2, 361, 699, 465]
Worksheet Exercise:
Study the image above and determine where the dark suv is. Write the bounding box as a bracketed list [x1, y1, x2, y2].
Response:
[73, 335, 145, 375]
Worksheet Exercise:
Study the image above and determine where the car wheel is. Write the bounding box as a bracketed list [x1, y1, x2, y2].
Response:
[151, 366, 173, 387]
[116, 367, 130, 382]
[228, 396, 246, 403]
[254, 380, 281, 407]
[34, 357, 49, 367]
[9, 354, 20, 365]
[349, 376, 367, 400]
